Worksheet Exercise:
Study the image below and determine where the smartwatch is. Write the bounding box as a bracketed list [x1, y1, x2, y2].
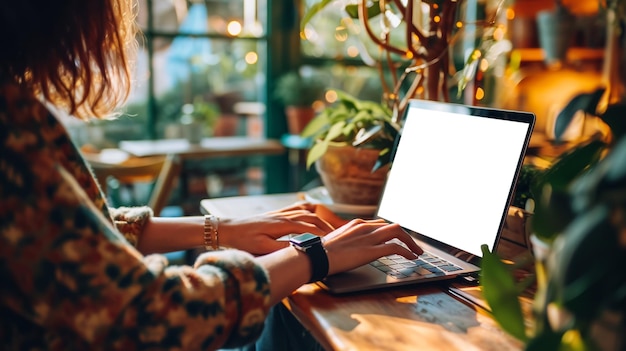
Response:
[289, 233, 329, 283]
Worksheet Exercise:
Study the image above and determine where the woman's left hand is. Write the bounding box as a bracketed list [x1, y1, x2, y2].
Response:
[218, 202, 336, 255]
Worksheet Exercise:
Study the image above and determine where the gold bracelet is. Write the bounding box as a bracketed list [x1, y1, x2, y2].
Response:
[203, 215, 219, 250]
[213, 215, 219, 249]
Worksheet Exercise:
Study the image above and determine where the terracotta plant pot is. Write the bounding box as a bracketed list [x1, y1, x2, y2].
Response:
[286, 106, 316, 135]
[315, 144, 389, 205]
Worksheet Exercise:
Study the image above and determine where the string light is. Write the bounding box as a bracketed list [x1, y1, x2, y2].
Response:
[475, 87, 485, 100]
[227, 21, 242, 36]
[245, 52, 258, 64]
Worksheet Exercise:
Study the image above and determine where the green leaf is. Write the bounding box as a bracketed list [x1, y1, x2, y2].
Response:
[531, 188, 573, 241]
[456, 56, 479, 98]
[325, 120, 346, 142]
[531, 138, 606, 240]
[301, 112, 330, 138]
[306, 141, 327, 169]
[570, 137, 626, 211]
[372, 148, 391, 172]
[329, 104, 352, 119]
[480, 245, 528, 342]
[553, 88, 605, 142]
[341, 123, 356, 141]
[602, 136, 626, 182]
[536, 138, 606, 194]
[525, 330, 565, 351]
[335, 90, 361, 110]
[345, 1, 382, 19]
[301, 0, 334, 31]
[352, 109, 374, 122]
[305, 119, 346, 170]
[550, 205, 618, 321]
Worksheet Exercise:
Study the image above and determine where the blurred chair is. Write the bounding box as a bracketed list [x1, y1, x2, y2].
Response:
[85, 150, 182, 215]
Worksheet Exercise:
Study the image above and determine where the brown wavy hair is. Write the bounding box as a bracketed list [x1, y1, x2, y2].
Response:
[0, 0, 138, 119]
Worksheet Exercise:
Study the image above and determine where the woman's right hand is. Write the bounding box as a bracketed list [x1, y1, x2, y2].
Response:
[259, 218, 424, 306]
[321, 219, 424, 276]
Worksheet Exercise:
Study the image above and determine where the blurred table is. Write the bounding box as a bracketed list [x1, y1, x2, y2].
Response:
[119, 136, 284, 160]
[201, 192, 301, 218]
[83, 149, 179, 215]
[118, 137, 285, 213]
[200, 193, 526, 351]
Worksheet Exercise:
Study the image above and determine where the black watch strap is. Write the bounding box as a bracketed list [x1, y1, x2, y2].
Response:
[304, 241, 329, 283]
[289, 233, 329, 283]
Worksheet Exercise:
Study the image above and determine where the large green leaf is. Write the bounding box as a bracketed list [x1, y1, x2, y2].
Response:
[535, 138, 606, 194]
[600, 103, 626, 140]
[549, 205, 619, 321]
[553, 88, 605, 142]
[570, 136, 626, 211]
[531, 138, 606, 240]
[556, 140, 626, 318]
[480, 245, 528, 342]
[604, 133, 626, 180]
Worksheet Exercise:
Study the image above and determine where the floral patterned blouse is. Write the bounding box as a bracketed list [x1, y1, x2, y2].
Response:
[0, 83, 271, 350]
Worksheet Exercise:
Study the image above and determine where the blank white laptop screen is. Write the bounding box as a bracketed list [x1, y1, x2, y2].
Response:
[377, 101, 534, 257]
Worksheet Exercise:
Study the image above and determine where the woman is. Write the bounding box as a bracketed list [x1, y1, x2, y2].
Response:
[0, 0, 423, 350]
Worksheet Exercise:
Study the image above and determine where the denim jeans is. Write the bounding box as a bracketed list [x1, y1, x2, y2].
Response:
[221, 303, 324, 351]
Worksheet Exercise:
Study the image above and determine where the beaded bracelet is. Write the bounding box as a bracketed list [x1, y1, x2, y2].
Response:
[203, 214, 220, 250]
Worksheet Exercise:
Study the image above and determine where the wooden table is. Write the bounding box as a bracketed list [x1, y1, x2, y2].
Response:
[200, 193, 526, 351]
[285, 283, 522, 351]
[119, 136, 284, 160]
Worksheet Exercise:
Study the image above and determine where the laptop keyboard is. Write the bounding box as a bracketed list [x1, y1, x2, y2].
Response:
[370, 252, 463, 280]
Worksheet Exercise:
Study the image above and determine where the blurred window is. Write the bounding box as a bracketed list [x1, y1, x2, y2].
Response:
[124, 0, 268, 139]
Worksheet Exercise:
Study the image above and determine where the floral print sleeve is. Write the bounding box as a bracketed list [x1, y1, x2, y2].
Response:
[0, 84, 271, 350]
[109, 206, 154, 247]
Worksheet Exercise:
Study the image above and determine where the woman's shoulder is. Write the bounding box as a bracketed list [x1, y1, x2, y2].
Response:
[0, 82, 58, 134]
[0, 82, 45, 110]
[0, 82, 104, 209]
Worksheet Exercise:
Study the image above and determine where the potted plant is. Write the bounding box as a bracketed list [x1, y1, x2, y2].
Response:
[274, 71, 326, 135]
[179, 99, 221, 143]
[480, 86, 626, 350]
[301, 90, 400, 205]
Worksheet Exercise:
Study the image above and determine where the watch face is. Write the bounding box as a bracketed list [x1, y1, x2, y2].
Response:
[290, 233, 320, 247]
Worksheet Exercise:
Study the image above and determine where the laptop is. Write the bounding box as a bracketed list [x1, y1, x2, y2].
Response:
[318, 99, 535, 294]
